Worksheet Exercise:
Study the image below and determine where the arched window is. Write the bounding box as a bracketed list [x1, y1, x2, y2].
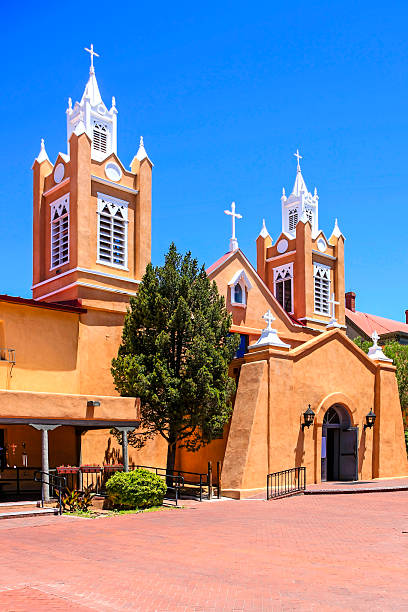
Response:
[234, 283, 243, 304]
[92, 122, 108, 154]
[314, 263, 330, 315]
[50, 195, 70, 269]
[274, 263, 293, 313]
[323, 407, 340, 425]
[97, 194, 128, 268]
[288, 208, 298, 232]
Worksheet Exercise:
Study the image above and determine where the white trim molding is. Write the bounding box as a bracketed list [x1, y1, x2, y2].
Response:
[228, 269, 252, 307]
[43, 178, 70, 198]
[31, 267, 141, 290]
[97, 192, 128, 270]
[49, 194, 70, 271]
[273, 262, 294, 315]
[35, 281, 138, 301]
[91, 175, 138, 195]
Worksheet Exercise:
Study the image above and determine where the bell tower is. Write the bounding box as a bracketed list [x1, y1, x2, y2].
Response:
[256, 152, 345, 332]
[31, 46, 152, 312]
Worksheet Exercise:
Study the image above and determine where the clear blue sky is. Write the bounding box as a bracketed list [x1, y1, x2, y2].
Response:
[1, 1, 407, 320]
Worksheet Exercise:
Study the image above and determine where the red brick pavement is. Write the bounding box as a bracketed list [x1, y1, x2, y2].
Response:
[0, 493, 407, 611]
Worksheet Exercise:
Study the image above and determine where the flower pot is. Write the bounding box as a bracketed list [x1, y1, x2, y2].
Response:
[57, 466, 80, 474]
[103, 465, 124, 472]
[80, 465, 102, 474]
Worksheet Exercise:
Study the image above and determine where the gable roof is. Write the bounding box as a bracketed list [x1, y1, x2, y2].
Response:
[346, 308, 408, 338]
[206, 249, 305, 329]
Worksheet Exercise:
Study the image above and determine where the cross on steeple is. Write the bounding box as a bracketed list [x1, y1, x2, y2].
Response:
[224, 201, 242, 252]
[262, 309, 276, 331]
[294, 149, 302, 171]
[84, 43, 100, 74]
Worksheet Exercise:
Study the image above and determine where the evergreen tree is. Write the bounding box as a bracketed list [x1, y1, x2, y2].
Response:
[111, 243, 240, 474]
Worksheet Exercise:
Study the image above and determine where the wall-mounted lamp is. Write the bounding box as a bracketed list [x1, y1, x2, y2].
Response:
[364, 408, 376, 430]
[302, 405, 315, 430]
[87, 400, 101, 407]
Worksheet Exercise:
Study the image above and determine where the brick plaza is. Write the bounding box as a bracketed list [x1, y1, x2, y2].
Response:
[1, 492, 407, 611]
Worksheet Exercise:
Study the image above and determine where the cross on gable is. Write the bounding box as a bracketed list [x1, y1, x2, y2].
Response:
[224, 201, 242, 251]
[262, 309, 275, 331]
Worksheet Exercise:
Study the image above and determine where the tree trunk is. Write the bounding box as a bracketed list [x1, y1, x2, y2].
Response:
[166, 442, 177, 489]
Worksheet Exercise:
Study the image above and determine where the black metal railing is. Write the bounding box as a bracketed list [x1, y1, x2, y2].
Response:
[132, 462, 221, 502]
[34, 470, 66, 514]
[267, 467, 306, 500]
[0, 467, 43, 497]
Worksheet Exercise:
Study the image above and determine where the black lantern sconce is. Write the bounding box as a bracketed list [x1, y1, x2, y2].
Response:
[364, 408, 376, 430]
[302, 405, 315, 430]
[87, 400, 101, 407]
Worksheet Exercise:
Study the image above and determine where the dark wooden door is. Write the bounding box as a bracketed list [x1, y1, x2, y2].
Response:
[339, 427, 358, 481]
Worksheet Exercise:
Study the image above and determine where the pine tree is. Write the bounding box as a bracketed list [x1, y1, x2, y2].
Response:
[111, 243, 240, 474]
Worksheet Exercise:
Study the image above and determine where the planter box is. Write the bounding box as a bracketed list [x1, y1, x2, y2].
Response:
[57, 466, 80, 474]
[103, 465, 124, 472]
[80, 466, 102, 474]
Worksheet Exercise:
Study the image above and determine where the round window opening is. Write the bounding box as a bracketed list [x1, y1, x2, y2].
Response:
[105, 162, 122, 182]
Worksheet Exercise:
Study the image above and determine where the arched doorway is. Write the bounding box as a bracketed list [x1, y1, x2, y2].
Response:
[321, 405, 358, 482]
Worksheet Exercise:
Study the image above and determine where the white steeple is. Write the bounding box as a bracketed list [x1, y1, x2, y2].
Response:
[281, 150, 319, 238]
[331, 218, 344, 239]
[136, 136, 148, 161]
[259, 218, 269, 238]
[66, 44, 117, 161]
[34, 138, 50, 165]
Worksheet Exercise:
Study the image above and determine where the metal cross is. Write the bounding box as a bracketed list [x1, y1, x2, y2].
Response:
[294, 149, 302, 171]
[328, 292, 339, 321]
[84, 44, 100, 73]
[371, 330, 380, 347]
[224, 201, 242, 241]
[262, 309, 275, 331]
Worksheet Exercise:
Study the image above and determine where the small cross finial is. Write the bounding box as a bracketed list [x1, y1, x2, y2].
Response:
[224, 201, 242, 252]
[40, 138, 45, 149]
[371, 330, 380, 347]
[84, 43, 100, 74]
[262, 309, 276, 331]
[294, 149, 302, 171]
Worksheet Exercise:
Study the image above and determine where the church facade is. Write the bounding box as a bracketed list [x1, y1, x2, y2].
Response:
[0, 52, 406, 498]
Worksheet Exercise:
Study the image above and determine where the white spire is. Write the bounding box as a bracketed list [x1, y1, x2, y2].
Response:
[331, 218, 343, 238]
[259, 218, 269, 238]
[35, 138, 50, 164]
[136, 136, 148, 161]
[67, 45, 117, 160]
[80, 72, 103, 106]
[74, 120, 86, 136]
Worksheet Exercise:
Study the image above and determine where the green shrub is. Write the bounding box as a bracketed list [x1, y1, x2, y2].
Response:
[105, 468, 167, 509]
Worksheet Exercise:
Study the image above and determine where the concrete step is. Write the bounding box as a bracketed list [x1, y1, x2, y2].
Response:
[0, 507, 58, 520]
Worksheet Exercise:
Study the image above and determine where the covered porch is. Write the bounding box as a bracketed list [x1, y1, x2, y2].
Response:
[0, 389, 140, 501]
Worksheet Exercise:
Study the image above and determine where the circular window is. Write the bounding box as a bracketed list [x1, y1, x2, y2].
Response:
[54, 163, 65, 184]
[277, 239, 288, 254]
[105, 162, 122, 182]
[317, 237, 327, 253]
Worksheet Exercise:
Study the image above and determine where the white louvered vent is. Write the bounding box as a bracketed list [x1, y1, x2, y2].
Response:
[50, 195, 70, 269]
[97, 194, 128, 269]
[314, 264, 330, 315]
[93, 122, 108, 154]
[305, 208, 313, 224]
[288, 208, 298, 232]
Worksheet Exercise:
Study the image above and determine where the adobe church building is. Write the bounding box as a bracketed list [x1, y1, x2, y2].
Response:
[0, 50, 406, 499]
